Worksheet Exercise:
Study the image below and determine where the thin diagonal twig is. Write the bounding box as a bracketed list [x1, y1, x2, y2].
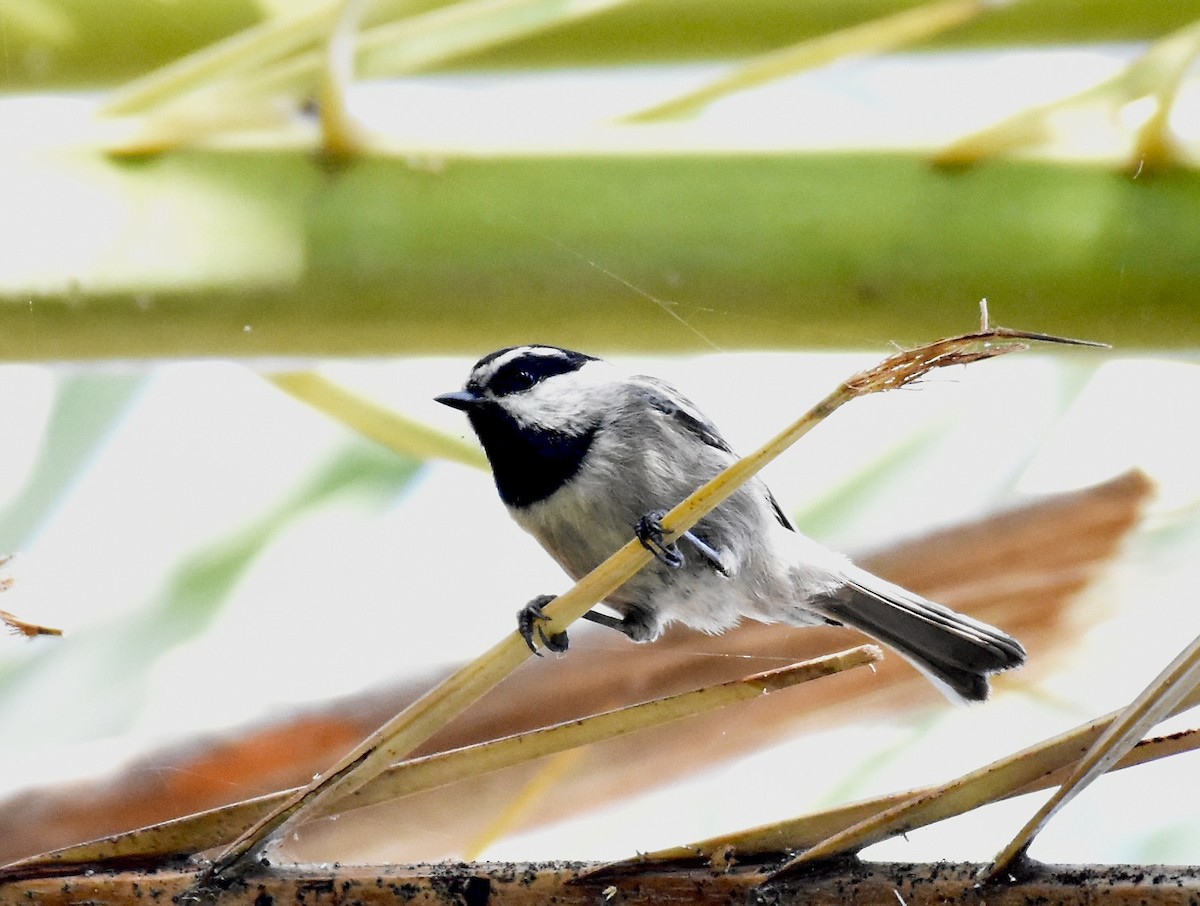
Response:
[766, 676, 1200, 882]
[623, 0, 993, 123]
[981, 629, 1200, 881]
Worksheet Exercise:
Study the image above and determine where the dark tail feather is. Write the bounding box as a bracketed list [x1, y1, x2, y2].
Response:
[810, 567, 1026, 703]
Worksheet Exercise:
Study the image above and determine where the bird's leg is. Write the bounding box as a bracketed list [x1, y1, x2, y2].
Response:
[517, 595, 569, 656]
[636, 510, 729, 576]
[518, 597, 642, 654]
[635, 510, 684, 568]
[583, 607, 659, 642]
[579, 609, 625, 632]
[681, 530, 730, 577]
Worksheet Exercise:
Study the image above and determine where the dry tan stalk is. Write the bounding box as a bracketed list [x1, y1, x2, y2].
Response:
[765, 683, 1200, 879]
[0, 556, 62, 639]
[982, 631, 1200, 880]
[592, 726, 1200, 875]
[0, 648, 879, 880]
[0, 611, 62, 639]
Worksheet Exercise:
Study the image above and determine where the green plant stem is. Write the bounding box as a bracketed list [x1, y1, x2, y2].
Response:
[5, 153, 1199, 361]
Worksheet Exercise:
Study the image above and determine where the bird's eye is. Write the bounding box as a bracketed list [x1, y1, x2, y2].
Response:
[491, 367, 539, 396]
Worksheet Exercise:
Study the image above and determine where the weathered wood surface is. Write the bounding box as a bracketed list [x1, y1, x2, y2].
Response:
[5, 859, 1200, 906]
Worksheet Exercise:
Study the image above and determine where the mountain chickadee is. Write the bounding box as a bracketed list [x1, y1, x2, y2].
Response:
[437, 344, 1026, 702]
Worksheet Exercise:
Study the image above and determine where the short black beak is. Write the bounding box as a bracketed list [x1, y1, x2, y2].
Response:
[435, 390, 483, 411]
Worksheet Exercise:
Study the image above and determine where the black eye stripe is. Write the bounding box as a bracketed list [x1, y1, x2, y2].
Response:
[473, 346, 596, 397]
[488, 357, 570, 396]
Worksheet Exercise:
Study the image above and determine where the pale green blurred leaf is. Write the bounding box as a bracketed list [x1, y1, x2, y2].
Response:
[0, 375, 143, 551]
[0, 442, 421, 739]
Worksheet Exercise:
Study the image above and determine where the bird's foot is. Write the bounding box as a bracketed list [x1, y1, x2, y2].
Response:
[635, 510, 684, 568]
[517, 595, 569, 656]
[636, 510, 730, 577]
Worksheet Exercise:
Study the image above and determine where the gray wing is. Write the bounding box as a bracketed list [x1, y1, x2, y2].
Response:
[631, 376, 795, 532]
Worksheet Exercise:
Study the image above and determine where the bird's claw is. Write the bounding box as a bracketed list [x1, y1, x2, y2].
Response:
[517, 595, 569, 656]
[636, 510, 684, 569]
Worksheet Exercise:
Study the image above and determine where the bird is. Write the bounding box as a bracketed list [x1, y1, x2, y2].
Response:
[436, 344, 1026, 702]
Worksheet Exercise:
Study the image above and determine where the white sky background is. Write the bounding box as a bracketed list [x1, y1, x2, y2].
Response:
[2, 42, 1200, 866]
[347, 47, 1141, 153]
